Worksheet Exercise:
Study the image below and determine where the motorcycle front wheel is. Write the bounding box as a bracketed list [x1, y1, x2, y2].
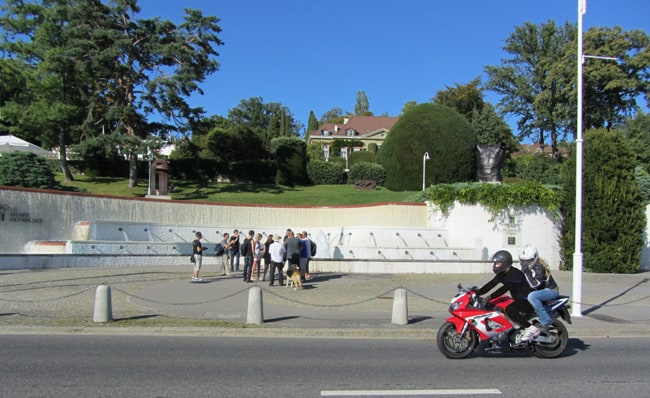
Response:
[532, 319, 568, 358]
[437, 321, 477, 359]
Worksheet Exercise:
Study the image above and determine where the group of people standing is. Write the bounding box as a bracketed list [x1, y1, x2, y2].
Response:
[194, 231, 559, 339]
[191, 228, 315, 286]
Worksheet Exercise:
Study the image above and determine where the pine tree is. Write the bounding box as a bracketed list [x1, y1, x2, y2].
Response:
[307, 111, 319, 133]
[354, 91, 372, 116]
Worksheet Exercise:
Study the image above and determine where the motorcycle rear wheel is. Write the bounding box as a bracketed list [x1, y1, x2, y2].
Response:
[437, 321, 477, 359]
[532, 320, 568, 358]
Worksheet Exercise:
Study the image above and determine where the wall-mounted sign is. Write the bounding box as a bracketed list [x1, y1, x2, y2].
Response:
[1, 202, 43, 224]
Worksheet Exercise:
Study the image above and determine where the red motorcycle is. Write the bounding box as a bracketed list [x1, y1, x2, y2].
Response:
[437, 284, 572, 359]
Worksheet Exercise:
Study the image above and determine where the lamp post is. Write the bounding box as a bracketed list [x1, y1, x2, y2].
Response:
[146, 146, 153, 197]
[422, 152, 430, 191]
[573, 0, 619, 317]
[572, 0, 586, 318]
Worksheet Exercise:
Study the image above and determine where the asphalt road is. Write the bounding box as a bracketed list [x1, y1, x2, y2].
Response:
[2, 334, 649, 397]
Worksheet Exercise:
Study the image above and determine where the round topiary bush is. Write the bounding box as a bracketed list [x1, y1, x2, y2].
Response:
[378, 103, 477, 191]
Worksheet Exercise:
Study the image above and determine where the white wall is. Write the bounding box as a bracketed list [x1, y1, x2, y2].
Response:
[2, 186, 648, 272]
[427, 201, 563, 269]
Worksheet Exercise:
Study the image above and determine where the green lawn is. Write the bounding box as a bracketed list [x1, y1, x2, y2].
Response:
[56, 174, 420, 206]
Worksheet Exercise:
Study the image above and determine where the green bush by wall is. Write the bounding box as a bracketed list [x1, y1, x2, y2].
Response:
[561, 129, 645, 273]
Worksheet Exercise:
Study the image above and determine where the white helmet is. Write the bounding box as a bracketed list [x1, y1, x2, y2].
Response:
[518, 244, 538, 268]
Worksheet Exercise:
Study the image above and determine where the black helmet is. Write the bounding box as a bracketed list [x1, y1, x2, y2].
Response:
[492, 250, 513, 274]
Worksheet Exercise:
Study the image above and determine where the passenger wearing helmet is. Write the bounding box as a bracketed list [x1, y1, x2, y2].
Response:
[518, 244, 559, 341]
[476, 250, 536, 332]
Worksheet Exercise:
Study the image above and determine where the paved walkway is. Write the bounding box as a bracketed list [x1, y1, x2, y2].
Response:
[1, 265, 648, 338]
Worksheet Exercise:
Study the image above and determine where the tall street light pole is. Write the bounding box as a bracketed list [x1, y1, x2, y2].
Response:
[573, 0, 618, 317]
[572, 0, 586, 318]
[422, 152, 430, 191]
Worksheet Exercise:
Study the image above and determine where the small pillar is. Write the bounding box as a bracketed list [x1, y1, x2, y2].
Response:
[93, 285, 113, 323]
[391, 288, 408, 325]
[246, 286, 264, 325]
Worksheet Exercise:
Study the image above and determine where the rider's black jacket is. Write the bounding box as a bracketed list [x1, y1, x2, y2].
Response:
[476, 266, 533, 301]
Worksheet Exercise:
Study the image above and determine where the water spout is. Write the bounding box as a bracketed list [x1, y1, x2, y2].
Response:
[430, 251, 439, 260]
[418, 232, 430, 247]
[378, 250, 386, 259]
[405, 250, 413, 259]
[118, 227, 129, 241]
[369, 232, 377, 247]
[396, 231, 407, 246]
[437, 233, 448, 247]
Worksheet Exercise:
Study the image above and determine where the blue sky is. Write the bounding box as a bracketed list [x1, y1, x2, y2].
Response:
[136, 0, 649, 134]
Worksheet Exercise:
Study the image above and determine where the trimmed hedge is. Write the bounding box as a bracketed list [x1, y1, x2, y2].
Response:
[306, 160, 346, 185]
[347, 162, 385, 186]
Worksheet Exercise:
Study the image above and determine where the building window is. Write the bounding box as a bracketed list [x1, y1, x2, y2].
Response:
[322, 130, 331, 136]
[345, 129, 356, 136]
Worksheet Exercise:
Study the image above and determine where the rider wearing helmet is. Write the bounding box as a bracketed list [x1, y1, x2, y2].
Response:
[518, 244, 559, 341]
[476, 250, 536, 333]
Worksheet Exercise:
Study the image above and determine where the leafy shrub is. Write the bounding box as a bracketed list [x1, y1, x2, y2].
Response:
[348, 150, 376, 166]
[420, 181, 562, 217]
[273, 138, 308, 187]
[561, 129, 645, 273]
[232, 159, 276, 183]
[306, 160, 346, 185]
[347, 162, 386, 186]
[508, 153, 564, 185]
[378, 103, 476, 191]
[0, 151, 56, 188]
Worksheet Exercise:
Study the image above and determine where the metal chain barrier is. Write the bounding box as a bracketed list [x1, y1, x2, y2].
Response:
[0, 283, 647, 309]
[0, 287, 94, 303]
[111, 286, 251, 306]
[260, 286, 399, 308]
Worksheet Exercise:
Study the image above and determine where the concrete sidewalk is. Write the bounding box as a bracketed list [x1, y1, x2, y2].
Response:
[0, 266, 648, 338]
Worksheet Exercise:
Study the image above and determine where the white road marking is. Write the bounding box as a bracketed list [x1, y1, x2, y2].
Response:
[321, 388, 501, 396]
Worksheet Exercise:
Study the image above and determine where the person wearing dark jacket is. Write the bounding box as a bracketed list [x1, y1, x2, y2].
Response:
[518, 244, 560, 340]
[477, 250, 535, 333]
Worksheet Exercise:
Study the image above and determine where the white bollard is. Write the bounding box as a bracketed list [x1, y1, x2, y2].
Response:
[93, 285, 113, 323]
[246, 286, 264, 325]
[391, 288, 408, 325]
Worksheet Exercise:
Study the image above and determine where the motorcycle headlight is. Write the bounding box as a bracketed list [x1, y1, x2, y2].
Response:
[449, 301, 461, 311]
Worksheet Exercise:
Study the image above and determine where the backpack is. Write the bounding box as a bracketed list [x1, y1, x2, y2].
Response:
[310, 240, 317, 257]
[240, 238, 249, 256]
[214, 243, 224, 256]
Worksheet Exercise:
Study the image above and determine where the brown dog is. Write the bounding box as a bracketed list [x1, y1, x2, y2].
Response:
[286, 264, 302, 290]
